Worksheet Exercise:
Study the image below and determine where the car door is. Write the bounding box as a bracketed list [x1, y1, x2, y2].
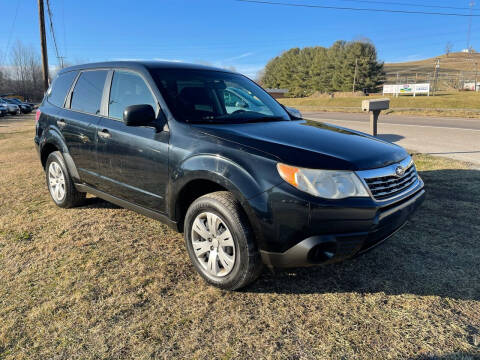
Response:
[95, 69, 169, 213]
[56, 69, 108, 186]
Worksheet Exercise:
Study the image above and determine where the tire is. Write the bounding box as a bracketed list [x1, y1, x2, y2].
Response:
[184, 191, 263, 290]
[45, 151, 85, 208]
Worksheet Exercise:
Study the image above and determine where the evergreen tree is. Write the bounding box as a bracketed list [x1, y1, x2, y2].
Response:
[261, 40, 385, 97]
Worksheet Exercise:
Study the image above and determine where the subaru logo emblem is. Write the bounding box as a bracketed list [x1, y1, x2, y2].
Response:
[395, 166, 405, 177]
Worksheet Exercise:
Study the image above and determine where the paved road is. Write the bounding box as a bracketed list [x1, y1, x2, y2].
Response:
[303, 112, 480, 166]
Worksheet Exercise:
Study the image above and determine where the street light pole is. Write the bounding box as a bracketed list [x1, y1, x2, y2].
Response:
[37, 0, 49, 93]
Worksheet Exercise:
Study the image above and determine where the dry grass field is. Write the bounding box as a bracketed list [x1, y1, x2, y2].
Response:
[384, 52, 480, 78]
[0, 114, 479, 359]
[280, 91, 480, 119]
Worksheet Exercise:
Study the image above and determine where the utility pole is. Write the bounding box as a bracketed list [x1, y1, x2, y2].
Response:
[433, 58, 440, 95]
[475, 62, 478, 92]
[57, 56, 65, 69]
[37, 0, 49, 93]
[352, 58, 358, 93]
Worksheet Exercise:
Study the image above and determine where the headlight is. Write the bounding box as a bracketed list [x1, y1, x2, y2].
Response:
[277, 163, 369, 199]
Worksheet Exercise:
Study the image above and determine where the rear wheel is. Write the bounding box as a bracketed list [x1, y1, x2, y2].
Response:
[184, 191, 262, 290]
[45, 151, 85, 208]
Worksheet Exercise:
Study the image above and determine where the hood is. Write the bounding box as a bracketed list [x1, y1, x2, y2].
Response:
[194, 119, 408, 171]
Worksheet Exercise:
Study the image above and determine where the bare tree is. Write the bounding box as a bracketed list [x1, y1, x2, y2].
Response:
[255, 68, 266, 85]
[0, 51, 7, 94]
[10, 40, 44, 101]
[445, 42, 453, 57]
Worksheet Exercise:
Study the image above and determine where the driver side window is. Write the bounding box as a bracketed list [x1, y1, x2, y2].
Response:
[108, 70, 157, 120]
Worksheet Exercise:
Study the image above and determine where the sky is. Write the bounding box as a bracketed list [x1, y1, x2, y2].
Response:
[1, 0, 479, 78]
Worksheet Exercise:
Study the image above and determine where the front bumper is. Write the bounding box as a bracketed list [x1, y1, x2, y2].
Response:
[259, 186, 425, 268]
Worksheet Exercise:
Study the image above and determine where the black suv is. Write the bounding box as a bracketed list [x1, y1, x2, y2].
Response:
[35, 61, 425, 290]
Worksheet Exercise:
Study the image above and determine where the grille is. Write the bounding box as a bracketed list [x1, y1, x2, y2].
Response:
[364, 164, 418, 200]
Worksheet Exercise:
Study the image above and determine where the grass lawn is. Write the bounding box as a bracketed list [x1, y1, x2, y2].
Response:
[280, 91, 480, 118]
[0, 115, 479, 359]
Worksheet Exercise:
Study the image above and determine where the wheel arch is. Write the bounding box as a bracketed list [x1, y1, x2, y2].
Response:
[40, 128, 80, 181]
[40, 142, 60, 168]
[170, 155, 265, 236]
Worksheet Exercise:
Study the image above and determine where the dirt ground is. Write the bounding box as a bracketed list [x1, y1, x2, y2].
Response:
[0, 114, 479, 359]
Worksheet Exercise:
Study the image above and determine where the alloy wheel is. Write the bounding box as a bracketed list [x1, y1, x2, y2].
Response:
[191, 212, 236, 277]
[48, 161, 66, 202]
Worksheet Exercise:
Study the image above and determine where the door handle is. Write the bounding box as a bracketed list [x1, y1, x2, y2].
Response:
[57, 119, 66, 128]
[97, 129, 111, 139]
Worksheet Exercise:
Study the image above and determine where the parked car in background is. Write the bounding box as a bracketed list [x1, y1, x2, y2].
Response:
[35, 61, 425, 290]
[2, 98, 32, 113]
[0, 99, 20, 115]
[0, 104, 7, 117]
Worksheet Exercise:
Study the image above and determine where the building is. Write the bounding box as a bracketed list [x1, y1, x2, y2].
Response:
[463, 82, 480, 91]
[265, 88, 289, 99]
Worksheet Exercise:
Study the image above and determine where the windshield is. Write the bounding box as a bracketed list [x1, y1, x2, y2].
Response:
[151, 69, 290, 123]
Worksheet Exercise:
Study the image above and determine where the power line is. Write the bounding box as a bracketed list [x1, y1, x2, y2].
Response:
[61, 0, 67, 58]
[310, 0, 480, 12]
[45, 0, 64, 67]
[2, 0, 22, 64]
[235, 0, 480, 17]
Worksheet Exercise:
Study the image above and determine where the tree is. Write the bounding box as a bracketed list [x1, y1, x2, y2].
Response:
[0, 51, 7, 94]
[9, 40, 43, 101]
[445, 42, 453, 57]
[261, 40, 385, 97]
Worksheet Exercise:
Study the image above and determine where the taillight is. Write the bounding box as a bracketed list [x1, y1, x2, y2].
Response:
[35, 109, 41, 122]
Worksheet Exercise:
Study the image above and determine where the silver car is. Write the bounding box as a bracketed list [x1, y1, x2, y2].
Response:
[0, 99, 20, 115]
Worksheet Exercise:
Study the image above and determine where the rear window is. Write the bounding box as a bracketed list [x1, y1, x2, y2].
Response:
[71, 70, 108, 115]
[47, 71, 77, 107]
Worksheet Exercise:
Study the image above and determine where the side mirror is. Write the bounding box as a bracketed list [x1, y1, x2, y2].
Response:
[284, 106, 302, 119]
[123, 104, 155, 127]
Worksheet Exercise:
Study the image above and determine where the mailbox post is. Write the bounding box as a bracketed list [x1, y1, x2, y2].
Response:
[362, 99, 390, 136]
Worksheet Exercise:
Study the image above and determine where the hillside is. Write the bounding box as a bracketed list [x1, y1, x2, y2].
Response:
[384, 52, 480, 87]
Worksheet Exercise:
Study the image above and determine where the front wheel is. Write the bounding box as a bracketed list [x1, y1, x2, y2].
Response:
[184, 191, 263, 290]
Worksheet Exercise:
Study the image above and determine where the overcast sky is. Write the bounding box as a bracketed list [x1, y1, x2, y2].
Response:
[1, 0, 478, 78]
